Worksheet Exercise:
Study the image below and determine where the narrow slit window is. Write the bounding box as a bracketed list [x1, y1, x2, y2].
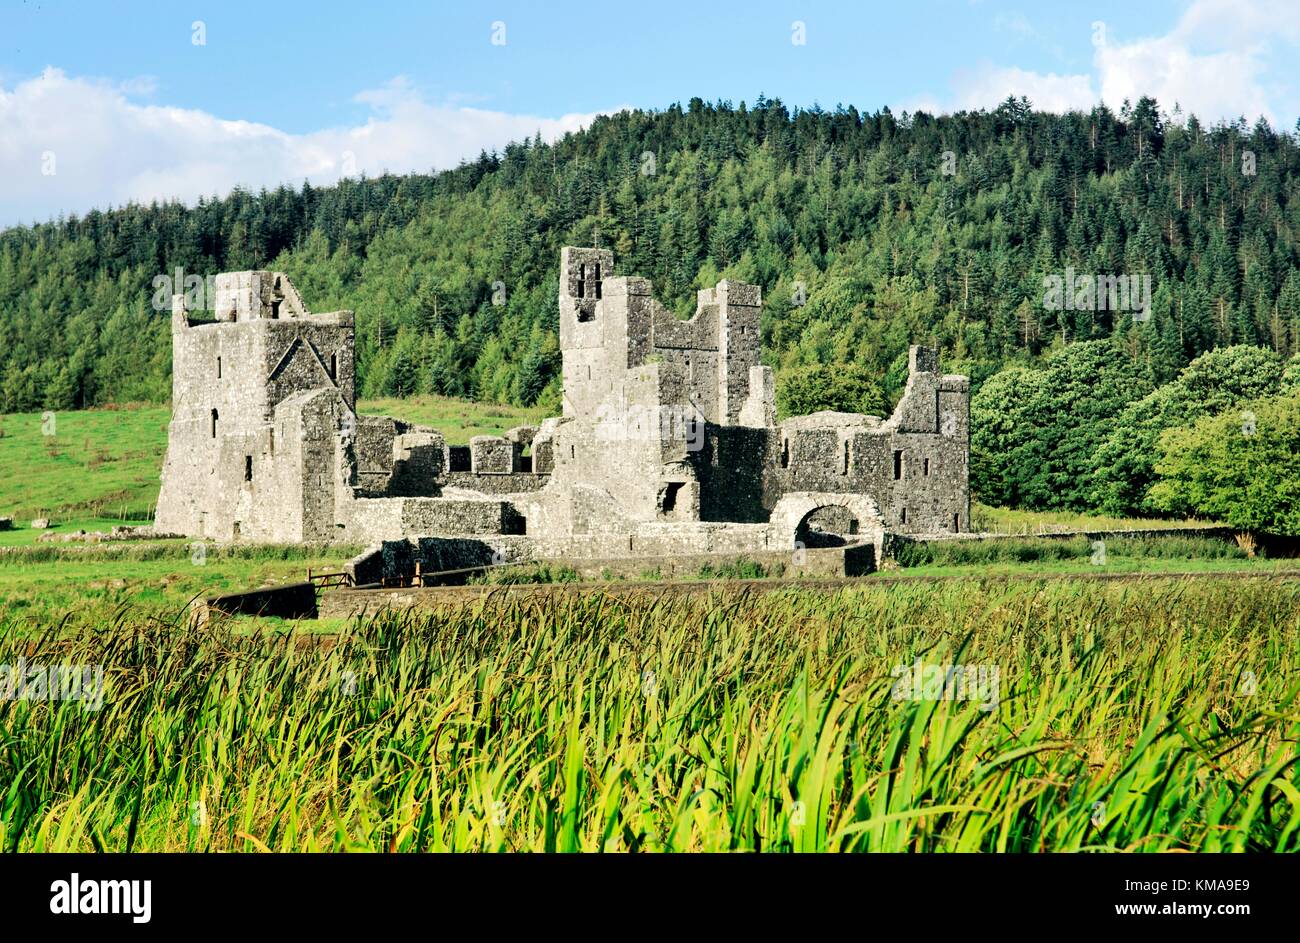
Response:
[216, 356, 222, 378]
[893, 449, 903, 480]
[593, 262, 602, 299]
[244, 455, 253, 482]
[953, 512, 960, 532]
[780, 439, 790, 469]
[900, 506, 908, 525]
[329, 353, 338, 380]
[211, 409, 219, 438]
[923, 457, 930, 476]
[842, 440, 850, 474]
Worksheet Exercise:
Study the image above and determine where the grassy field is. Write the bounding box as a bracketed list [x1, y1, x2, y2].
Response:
[3, 530, 1285, 628]
[968, 503, 1219, 534]
[0, 397, 540, 617]
[0, 398, 543, 531]
[0, 407, 169, 525]
[2, 578, 1296, 852]
[0, 542, 360, 629]
[357, 394, 546, 443]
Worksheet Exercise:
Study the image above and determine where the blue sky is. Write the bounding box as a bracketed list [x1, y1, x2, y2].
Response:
[2, 0, 1298, 227]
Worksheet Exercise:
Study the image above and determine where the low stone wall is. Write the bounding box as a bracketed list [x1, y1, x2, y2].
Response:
[344, 497, 523, 541]
[201, 581, 318, 620]
[344, 536, 529, 586]
[442, 472, 550, 495]
[545, 543, 871, 580]
[320, 541, 875, 617]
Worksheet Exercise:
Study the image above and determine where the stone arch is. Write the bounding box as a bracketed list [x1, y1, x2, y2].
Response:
[767, 491, 884, 552]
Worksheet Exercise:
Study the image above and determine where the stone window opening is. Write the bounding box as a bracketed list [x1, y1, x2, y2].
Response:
[244, 455, 253, 482]
[780, 438, 789, 469]
[593, 262, 602, 299]
[900, 506, 908, 525]
[923, 457, 930, 476]
[570, 444, 575, 459]
[953, 511, 960, 532]
[661, 481, 684, 514]
[271, 299, 282, 319]
[842, 440, 850, 474]
[217, 356, 222, 379]
[893, 449, 903, 480]
[211, 408, 218, 438]
[576, 264, 586, 298]
[329, 353, 338, 381]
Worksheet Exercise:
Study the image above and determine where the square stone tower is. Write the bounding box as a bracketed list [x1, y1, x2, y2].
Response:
[557, 246, 771, 427]
[155, 272, 355, 540]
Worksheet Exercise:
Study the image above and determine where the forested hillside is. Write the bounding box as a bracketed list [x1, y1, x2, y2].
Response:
[2, 94, 1299, 418]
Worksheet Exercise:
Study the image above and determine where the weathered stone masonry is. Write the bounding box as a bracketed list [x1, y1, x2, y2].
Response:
[156, 251, 970, 566]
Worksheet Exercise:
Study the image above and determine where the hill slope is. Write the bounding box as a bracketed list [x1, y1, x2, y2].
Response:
[1, 95, 1298, 415]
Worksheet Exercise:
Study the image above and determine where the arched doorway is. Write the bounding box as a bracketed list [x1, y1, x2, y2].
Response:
[795, 504, 860, 547]
[767, 491, 885, 557]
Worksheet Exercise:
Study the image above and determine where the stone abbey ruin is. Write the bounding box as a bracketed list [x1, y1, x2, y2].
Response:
[157, 248, 970, 576]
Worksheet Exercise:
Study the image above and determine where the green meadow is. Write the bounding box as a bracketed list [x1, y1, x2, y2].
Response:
[0, 398, 542, 533]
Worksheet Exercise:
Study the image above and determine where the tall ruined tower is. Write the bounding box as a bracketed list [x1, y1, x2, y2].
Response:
[155, 272, 355, 540]
[556, 246, 773, 427]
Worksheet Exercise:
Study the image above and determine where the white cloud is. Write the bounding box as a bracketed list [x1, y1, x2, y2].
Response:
[950, 65, 1097, 113]
[0, 69, 615, 228]
[925, 0, 1300, 123]
[992, 12, 1042, 43]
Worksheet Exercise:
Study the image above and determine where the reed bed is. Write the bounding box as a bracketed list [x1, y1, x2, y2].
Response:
[1, 577, 1297, 852]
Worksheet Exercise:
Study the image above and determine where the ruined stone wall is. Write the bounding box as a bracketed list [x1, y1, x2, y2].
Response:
[390, 432, 446, 496]
[695, 425, 774, 523]
[263, 319, 355, 416]
[443, 472, 549, 495]
[352, 416, 405, 495]
[159, 258, 970, 554]
[557, 248, 766, 430]
[558, 247, 622, 420]
[763, 348, 971, 534]
[711, 281, 763, 425]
